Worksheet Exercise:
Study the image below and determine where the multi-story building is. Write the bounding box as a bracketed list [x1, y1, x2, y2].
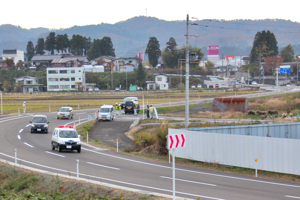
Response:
[2, 49, 25, 67]
[47, 67, 86, 91]
[15, 76, 44, 93]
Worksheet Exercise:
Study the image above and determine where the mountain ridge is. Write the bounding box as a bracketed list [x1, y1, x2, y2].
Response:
[1, 16, 300, 58]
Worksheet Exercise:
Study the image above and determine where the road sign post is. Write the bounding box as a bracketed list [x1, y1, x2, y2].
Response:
[167, 133, 186, 200]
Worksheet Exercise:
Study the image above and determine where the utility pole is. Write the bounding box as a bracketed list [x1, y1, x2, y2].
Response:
[185, 14, 189, 128]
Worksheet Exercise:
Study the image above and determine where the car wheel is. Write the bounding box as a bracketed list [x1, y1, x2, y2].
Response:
[45, 129, 48, 133]
[51, 142, 55, 150]
[77, 147, 81, 153]
[71, 115, 73, 119]
[57, 117, 59, 119]
[58, 145, 62, 152]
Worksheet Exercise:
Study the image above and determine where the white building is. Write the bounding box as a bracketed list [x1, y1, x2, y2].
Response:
[15, 76, 44, 93]
[47, 67, 86, 91]
[2, 49, 25, 65]
[146, 75, 169, 90]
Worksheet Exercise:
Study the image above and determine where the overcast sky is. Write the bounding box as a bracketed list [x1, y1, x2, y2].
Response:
[1, 0, 299, 29]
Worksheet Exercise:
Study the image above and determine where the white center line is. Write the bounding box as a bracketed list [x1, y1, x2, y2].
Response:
[87, 162, 120, 170]
[45, 151, 65, 157]
[19, 129, 23, 133]
[160, 176, 217, 186]
[18, 135, 21, 140]
[24, 142, 34, 148]
[286, 195, 300, 199]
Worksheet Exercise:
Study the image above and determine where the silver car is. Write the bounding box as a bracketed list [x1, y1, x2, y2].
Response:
[57, 106, 73, 119]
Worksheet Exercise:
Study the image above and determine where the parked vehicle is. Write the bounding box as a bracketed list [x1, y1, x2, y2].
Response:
[94, 87, 99, 91]
[197, 84, 202, 88]
[98, 105, 114, 121]
[124, 101, 140, 114]
[120, 97, 138, 109]
[115, 87, 120, 92]
[252, 81, 258, 85]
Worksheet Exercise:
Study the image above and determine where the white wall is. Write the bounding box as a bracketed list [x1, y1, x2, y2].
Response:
[169, 129, 300, 176]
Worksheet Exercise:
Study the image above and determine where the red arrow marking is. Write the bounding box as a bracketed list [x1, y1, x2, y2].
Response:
[169, 135, 173, 149]
[175, 134, 179, 148]
[181, 134, 185, 147]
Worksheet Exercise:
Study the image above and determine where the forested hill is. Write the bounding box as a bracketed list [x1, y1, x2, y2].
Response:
[1, 16, 300, 57]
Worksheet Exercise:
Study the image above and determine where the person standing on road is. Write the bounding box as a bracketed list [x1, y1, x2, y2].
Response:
[134, 103, 137, 116]
[23, 101, 26, 115]
[115, 103, 118, 115]
[146, 105, 150, 119]
[118, 104, 122, 115]
[149, 105, 154, 119]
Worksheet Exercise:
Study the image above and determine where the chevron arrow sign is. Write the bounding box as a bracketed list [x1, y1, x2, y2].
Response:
[168, 134, 186, 149]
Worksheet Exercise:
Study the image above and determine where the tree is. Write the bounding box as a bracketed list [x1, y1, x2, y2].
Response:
[70, 34, 86, 56]
[135, 62, 147, 87]
[265, 56, 283, 75]
[162, 50, 179, 68]
[88, 39, 102, 60]
[56, 34, 69, 53]
[205, 60, 214, 75]
[145, 37, 161, 67]
[100, 36, 115, 57]
[45, 32, 56, 55]
[26, 41, 35, 61]
[16, 60, 24, 70]
[35, 38, 45, 55]
[280, 44, 295, 62]
[165, 37, 177, 53]
[5, 58, 14, 70]
[250, 30, 278, 63]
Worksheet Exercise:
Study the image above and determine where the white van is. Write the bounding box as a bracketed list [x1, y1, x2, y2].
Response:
[98, 105, 114, 121]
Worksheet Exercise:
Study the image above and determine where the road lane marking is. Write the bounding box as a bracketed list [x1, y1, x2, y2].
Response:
[24, 142, 34, 148]
[82, 147, 300, 188]
[18, 135, 21, 140]
[0, 115, 32, 124]
[26, 124, 31, 127]
[75, 113, 86, 115]
[0, 152, 224, 200]
[19, 129, 23, 133]
[286, 195, 300, 199]
[160, 176, 217, 186]
[87, 162, 120, 170]
[46, 151, 65, 157]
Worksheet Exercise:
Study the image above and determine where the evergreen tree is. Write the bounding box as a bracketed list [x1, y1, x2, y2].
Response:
[145, 37, 161, 67]
[249, 30, 278, 63]
[26, 41, 35, 61]
[45, 32, 56, 55]
[56, 34, 69, 53]
[70, 34, 86, 56]
[280, 44, 295, 62]
[165, 37, 177, 52]
[100, 36, 115, 57]
[35, 38, 45, 55]
[135, 62, 146, 87]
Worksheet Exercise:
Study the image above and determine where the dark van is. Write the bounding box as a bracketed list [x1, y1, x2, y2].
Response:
[124, 101, 140, 114]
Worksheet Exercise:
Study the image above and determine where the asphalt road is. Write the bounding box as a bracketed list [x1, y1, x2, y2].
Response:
[1, 89, 300, 199]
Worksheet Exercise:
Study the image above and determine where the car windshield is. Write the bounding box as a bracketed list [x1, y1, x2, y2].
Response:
[59, 130, 78, 138]
[32, 117, 47, 123]
[125, 101, 133, 106]
[100, 108, 110, 113]
[59, 108, 70, 112]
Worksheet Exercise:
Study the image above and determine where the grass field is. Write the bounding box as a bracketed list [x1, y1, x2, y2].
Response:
[1, 90, 257, 115]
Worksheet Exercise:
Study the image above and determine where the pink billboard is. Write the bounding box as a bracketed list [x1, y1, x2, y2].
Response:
[137, 53, 144, 61]
[207, 45, 219, 56]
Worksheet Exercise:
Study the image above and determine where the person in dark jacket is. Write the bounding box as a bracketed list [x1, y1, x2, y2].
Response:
[146, 105, 150, 119]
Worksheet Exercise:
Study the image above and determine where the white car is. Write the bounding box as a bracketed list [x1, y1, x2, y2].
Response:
[98, 105, 114, 121]
[191, 85, 196, 88]
[94, 87, 99, 91]
[57, 106, 73, 119]
[88, 88, 93, 92]
[252, 81, 258, 85]
[51, 125, 81, 153]
[197, 84, 202, 88]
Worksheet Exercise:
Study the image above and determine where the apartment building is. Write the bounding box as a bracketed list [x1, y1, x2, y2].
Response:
[47, 67, 86, 91]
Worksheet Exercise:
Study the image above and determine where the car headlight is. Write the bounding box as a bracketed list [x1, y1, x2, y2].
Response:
[44, 124, 48, 128]
[31, 124, 35, 127]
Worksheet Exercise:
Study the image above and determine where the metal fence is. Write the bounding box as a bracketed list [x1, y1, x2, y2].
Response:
[184, 122, 300, 139]
[169, 123, 300, 175]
